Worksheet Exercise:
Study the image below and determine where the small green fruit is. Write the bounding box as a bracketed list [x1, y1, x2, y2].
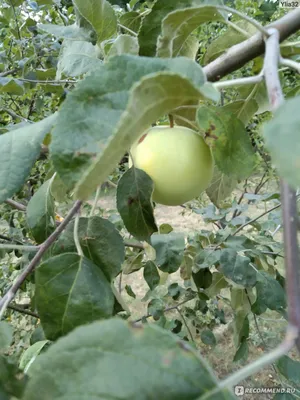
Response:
[129, 126, 213, 206]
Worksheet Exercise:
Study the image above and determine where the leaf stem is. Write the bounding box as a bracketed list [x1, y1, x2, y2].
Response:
[216, 5, 269, 37]
[74, 214, 83, 257]
[89, 185, 101, 217]
[0, 201, 82, 317]
[118, 23, 138, 36]
[4, 199, 26, 211]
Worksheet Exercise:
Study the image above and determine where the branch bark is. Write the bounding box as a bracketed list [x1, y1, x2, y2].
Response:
[263, 28, 300, 348]
[0, 201, 82, 317]
[203, 8, 300, 82]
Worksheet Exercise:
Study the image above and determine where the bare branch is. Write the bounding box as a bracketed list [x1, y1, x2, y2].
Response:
[280, 57, 300, 74]
[203, 9, 300, 81]
[214, 74, 264, 90]
[4, 199, 27, 211]
[263, 27, 300, 348]
[0, 201, 82, 316]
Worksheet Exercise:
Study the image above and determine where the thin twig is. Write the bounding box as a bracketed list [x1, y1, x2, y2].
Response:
[89, 186, 101, 217]
[123, 240, 145, 249]
[176, 306, 195, 343]
[0, 69, 18, 77]
[74, 214, 83, 257]
[0, 244, 39, 252]
[216, 5, 269, 37]
[214, 74, 263, 90]
[203, 8, 300, 81]
[0, 201, 82, 316]
[232, 202, 281, 236]
[7, 304, 39, 319]
[213, 325, 298, 393]
[0, 108, 30, 122]
[17, 78, 77, 84]
[0, 234, 24, 245]
[133, 298, 194, 323]
[118, 23, 138, 36]
[280, 57, 300, 74]
[4, 199, 26, 211]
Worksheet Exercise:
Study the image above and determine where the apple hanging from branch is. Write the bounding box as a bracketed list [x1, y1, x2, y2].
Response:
[129, 125, 214, 206]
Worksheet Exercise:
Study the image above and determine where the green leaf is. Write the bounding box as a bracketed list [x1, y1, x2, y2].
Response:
[233, 310, 249, 347]
[151, 233, 185, 273]
[197, 105, 256, 179]
[231, 288, 252, 312]
[73, 0, 117, 43]
[0, 356, 27, 399]
[119, 11, 142, 34]
[143, 260, 160, 290]
[157, 3, 226, 58]
[23, 319, 221, 400]
[237, 81, 270, 115]
[206, 166, 237, 207]
[26, 178, 56, 243]
[200, 329, 216, 346]
[277, 356, 300, 387]
[19, 340, 49, 375]
[38, 23, 93, 40]
[35, 253, 115, 340]
[148, 298, 165, 320]
[0, 114, 57, 204]
[220, 249, 257, 287]
[233, 339, 248, 362]
[50, 54, 213, 200]
[193, 268, 212, 289]
[263, 96, 300, 190]
[0, 322, 13, 351]
[0, 77, 24, 95]
[221, 99, 258, 126]
[205, 272, 228, 297]
[124, 284, 136, 298]
[56, 40, 101, 79]
[117, 168, 157, 241]
[177, 34, 199, 59]
[256, 271, 286, 311]
[107, 34, 139, 58]
[138, 0, 195, 57]
[204, 20, 257, 64]
[194, 249, 221, 270]
[50, 216, 125, 281]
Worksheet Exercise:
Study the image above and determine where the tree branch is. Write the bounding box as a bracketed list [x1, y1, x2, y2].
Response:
[0, 201, 82, 317]
[263, 27, 300, 349]
[4, 199, 27, 211]
[203, 8, 300, 81]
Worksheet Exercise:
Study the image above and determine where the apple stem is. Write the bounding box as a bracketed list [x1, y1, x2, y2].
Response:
[168, 114, 174, 128]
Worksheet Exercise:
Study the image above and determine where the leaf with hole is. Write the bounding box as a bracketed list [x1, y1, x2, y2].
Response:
[197, 105, 256, 179]
[117, 168, 157, 242]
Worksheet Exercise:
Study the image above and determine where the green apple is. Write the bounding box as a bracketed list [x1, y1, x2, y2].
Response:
[129, 125, 214, 206]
